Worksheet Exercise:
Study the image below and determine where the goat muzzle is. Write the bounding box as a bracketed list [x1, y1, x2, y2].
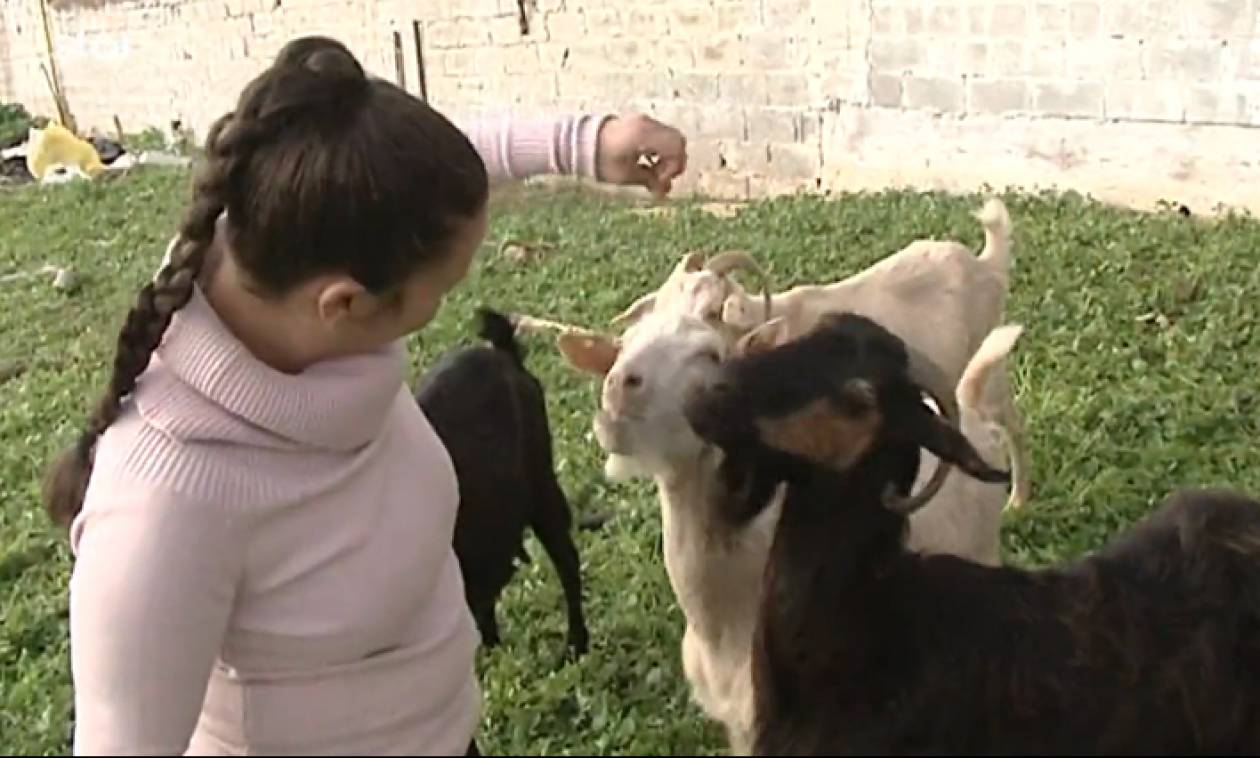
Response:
[883, 346, 958, 515]
[594, 409, 634, 454]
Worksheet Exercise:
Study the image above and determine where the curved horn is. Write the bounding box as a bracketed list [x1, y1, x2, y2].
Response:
[882, 346, 959, 515]
[704, 250, 773, 324]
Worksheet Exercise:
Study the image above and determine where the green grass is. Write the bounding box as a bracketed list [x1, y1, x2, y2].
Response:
[3, 170, 1260, 755]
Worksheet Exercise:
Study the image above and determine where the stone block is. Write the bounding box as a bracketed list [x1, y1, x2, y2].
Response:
[870, 37, 925, 71]
[1185, 85, 1247, 124]
[987, 40, 1025, 76]
[873, 4, 901, 34]
[1069, 1, 1102, 36]
[746, 107, 801, 142]
[769, 142, 820, 179]
[969, 79, 1028, 114]
[991, 3, 1029, 36]
[1105, 80, 1185, 121]
[603, 38, 645, 68]
[488, 14, 524, 44]
[904, 5, 925, 34]
[1145, 39, 1225, 83]
[743, 32, 807, 70]
[586, 7, 621, 33]
[870, 74, 904, 107]
[903, 76, 965, 113]
[544, 12, 586, 40]
[696, 170, 750, 200]
[1181, 0, 1252, 37]
[928, 4, 961, 34]
[1066, 38, 1144, 80]
[718, 140, 771, 173]
[1033, 80, 1105, 118]
[698, 105, 748, 140]
[764, 73, 811, 106]
[764, 0, 811, 28]
[695, 34, 740, 70]
[1026, 41, 1067, 78]
[673, 72, 722, 102]
[1034, 2, 1068, 33]
[658, 39, 697, 68]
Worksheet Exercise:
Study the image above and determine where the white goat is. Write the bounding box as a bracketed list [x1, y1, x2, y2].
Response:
[555, 296, 1022, 754]
[715, 199, 1030, 509]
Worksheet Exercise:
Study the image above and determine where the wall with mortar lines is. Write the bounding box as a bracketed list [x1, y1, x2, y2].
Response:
[2, 0, 1260, 213]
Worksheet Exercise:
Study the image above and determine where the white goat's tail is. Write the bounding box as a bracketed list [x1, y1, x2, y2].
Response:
[974, 198, 1013, 279]
[956, 324, 1023, 412]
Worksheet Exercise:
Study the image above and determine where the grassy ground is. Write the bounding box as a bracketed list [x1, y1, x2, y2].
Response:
[3, 170, 1260, 755]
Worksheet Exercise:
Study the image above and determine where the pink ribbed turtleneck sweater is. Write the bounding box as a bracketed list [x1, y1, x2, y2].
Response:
[67, 113, 609, 756]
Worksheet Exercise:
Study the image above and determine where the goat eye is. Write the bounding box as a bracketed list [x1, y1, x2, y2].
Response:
[703, 350, 721, 363]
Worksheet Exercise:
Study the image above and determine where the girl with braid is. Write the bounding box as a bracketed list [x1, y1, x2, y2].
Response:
[43, 36, 686, 756]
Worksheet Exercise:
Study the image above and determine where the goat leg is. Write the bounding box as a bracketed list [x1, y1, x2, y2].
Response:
[530, 489, 590, 659]
[473, 603, 501, 648]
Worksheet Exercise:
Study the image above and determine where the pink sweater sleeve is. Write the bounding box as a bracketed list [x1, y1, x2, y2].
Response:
[68, 483, 244, 755]
[456, 112, 613, 183]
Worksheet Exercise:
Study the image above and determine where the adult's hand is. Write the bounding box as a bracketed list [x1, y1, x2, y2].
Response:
[595, 113, 688, 198]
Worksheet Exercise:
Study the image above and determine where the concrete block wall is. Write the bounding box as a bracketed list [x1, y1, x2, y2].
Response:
[3, 0, 1260, 213]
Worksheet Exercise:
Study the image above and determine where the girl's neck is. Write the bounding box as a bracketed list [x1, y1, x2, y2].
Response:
[200, 231, 322, 375]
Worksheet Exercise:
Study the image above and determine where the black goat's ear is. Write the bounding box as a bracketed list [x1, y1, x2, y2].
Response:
[734, 316, 791, 357]
[902, 401, 1009, 485]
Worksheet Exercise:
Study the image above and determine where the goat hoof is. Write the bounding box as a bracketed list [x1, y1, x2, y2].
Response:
[560, 635, 589, 664]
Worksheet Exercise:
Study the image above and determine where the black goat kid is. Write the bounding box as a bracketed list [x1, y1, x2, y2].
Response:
[683, 311, 1260, 755]
[416, 308, 588, 658]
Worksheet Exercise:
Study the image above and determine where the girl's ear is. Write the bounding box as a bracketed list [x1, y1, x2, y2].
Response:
[314, 277, 373, 327]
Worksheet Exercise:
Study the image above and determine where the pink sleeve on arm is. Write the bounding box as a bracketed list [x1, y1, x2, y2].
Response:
[457, 112, 614, 183]
[68, 486, 243, 755]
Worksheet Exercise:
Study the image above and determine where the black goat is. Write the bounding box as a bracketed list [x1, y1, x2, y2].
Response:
[416, 308, 588, 658]
[683, 311, 1260, 755]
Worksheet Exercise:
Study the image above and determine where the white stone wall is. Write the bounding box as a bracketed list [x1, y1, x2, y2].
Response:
[3, 0, 1259, 212]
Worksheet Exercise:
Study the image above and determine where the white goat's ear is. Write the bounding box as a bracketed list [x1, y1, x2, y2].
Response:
[558, 332, 620, 376]
[734, 316, 791, 357]
[610, 293, 656, 326]
[678, 250, 706, 273]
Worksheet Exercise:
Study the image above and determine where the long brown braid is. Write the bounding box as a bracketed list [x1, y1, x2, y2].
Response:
[42, 37, 489, 528]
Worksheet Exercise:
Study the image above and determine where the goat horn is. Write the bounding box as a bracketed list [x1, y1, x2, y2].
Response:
[704, 250, 773, 324]
[883, 346, 958, 515]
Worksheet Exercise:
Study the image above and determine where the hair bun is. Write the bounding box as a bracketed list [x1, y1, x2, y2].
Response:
[275, 36, 365, 85]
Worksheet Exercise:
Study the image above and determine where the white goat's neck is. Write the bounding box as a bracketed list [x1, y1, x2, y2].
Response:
[655, 448, 780, 645]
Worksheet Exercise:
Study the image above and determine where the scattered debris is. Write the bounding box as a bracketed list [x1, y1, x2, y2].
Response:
[52, 267, 80, 292]
[88, 135, 125, 165]
[0, 264, 78, 291]
[1135, 311, 1172, 330]
[1, 153, 32, 186]
[498, 238, 556, 264]
[0, 359, 27, 383]
[629, 201, 748, 219]
[0, 110, 192, 188]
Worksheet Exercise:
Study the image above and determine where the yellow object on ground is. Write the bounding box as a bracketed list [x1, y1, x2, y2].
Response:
[24, 123, 106, 182]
